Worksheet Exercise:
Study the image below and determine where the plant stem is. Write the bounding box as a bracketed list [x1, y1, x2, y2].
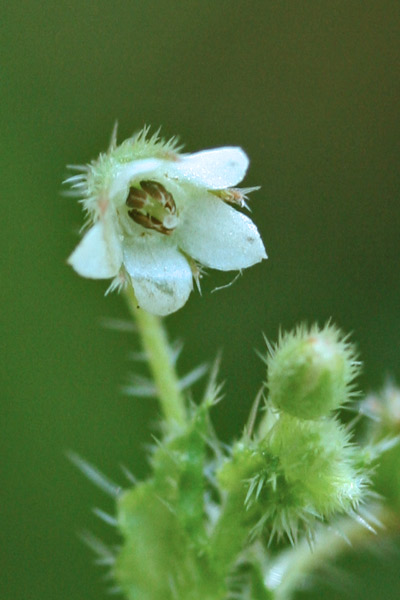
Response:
[124, 285, 186, 428]
[266, 505, 397, 600]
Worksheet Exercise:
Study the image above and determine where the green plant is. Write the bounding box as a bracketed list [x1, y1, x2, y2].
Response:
[66, 128, 400, 600]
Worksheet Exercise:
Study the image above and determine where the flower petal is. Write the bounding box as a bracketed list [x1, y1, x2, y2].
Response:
[68, 221, 122, 278]
[175, 194, 267, 270]
[109, 158, 164, 202]
[123, 235, 193, 316]
[167, 147, 249, 189]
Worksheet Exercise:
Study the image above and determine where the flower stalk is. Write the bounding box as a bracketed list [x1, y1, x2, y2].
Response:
[124, 284, 186, 428]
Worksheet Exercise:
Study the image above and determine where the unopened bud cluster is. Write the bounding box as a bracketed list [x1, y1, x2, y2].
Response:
[98, 324, 382, 598]
[218, 324, 368, 542]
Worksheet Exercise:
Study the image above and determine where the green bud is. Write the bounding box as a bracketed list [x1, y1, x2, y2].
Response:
[267, 324, 358, 420]
[361, 384, 400, 433]
[217, 412, 367, 544]
[361, 384, 400, 510]
[264, 414, 365, 519]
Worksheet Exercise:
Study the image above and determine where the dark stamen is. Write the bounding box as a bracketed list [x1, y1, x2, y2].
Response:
[126, 187, 147, 209]
[140, 180, 176, 214]
[128, 209, 174, 235]
[126, 180, 177, 235]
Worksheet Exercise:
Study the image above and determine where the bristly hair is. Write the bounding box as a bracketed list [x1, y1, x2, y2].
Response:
[63, 125, 183, 217]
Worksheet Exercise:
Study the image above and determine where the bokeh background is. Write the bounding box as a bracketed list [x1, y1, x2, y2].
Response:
[2, 2, 400, 599]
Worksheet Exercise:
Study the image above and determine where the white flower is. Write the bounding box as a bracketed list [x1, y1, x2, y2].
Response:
[66, 128, 267, 316]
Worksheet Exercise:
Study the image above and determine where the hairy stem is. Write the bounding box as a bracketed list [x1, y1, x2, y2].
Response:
[124, 285, 186, 428]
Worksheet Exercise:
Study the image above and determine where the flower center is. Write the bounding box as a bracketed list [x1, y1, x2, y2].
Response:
[126, 180, 178, 235]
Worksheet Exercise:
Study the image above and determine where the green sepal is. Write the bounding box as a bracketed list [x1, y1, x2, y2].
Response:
[116, 481, 194, 600]
[211, 442, 266, 572]
[150, 403, 209, 545]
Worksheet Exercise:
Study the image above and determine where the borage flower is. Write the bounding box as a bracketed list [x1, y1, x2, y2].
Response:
[67, 128, 266, 315]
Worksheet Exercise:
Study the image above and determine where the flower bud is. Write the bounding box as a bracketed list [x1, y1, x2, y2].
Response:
[267, 324, 358, 420]
[361, 384, 400, 511]
[217, 414, 366, 544]
[264, 414, 365, 520]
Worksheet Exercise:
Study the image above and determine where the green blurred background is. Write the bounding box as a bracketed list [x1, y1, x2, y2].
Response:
[2, 1, 399, 598]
